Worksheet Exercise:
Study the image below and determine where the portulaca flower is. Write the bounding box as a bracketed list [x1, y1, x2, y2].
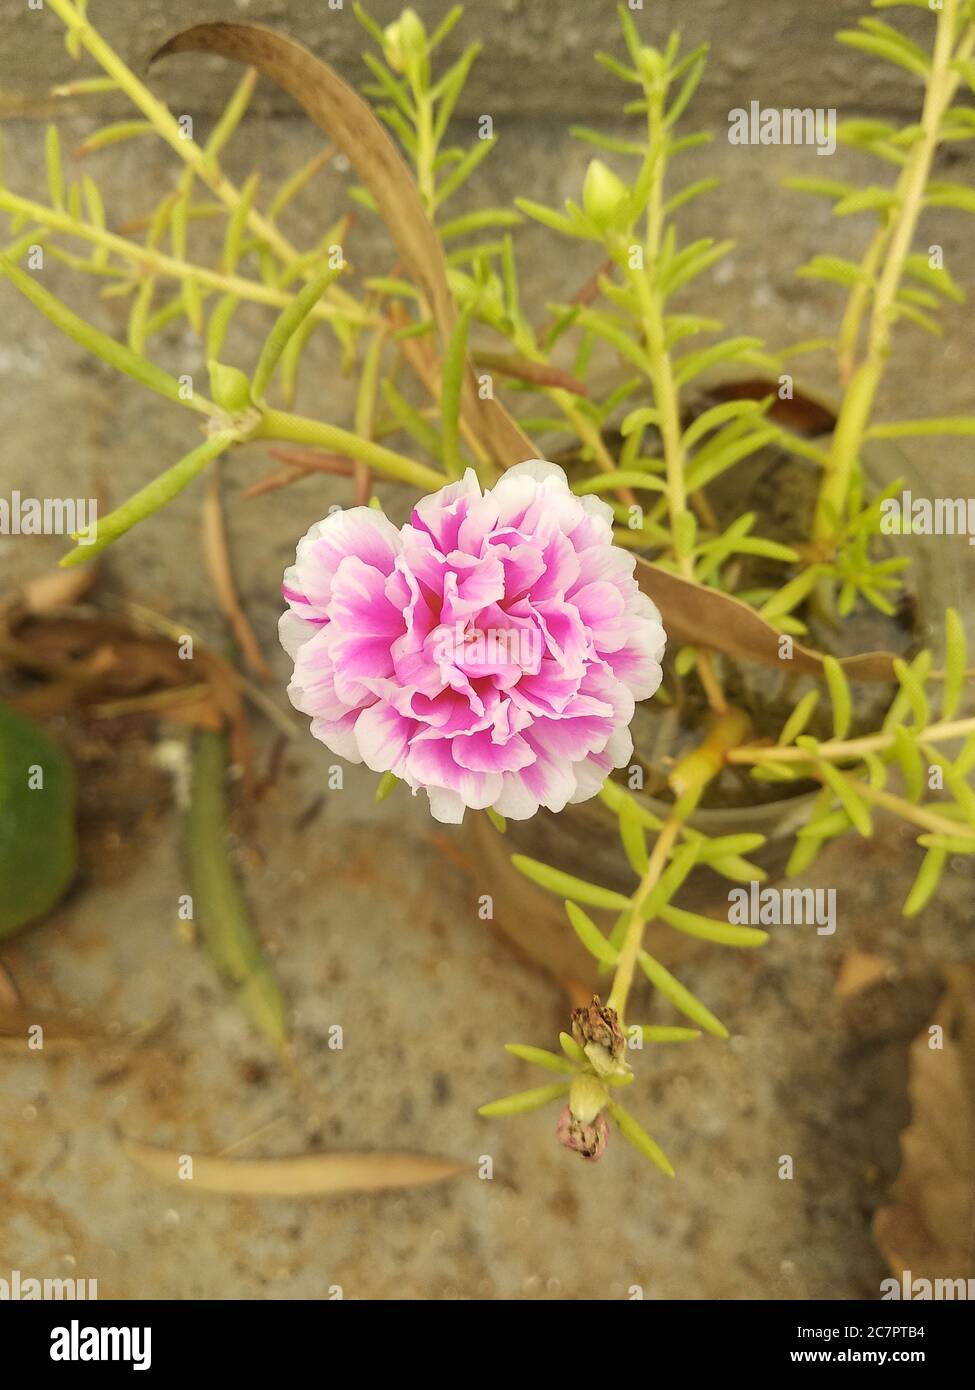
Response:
[279, 460, 666, 823]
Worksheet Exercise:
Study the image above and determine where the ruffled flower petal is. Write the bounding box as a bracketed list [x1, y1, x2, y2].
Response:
[281, 458, 667, 820]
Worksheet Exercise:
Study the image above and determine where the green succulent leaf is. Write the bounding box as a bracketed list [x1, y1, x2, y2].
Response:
[605, 1100, 675, 1176]
[659, 904, 769, 947]
[823, 656, 853, 740]
[943, 607, 966, 720]
[0, 703, 77, 940]
[477, 1082, 570, 1117]
[504, 1044, 577, 1074]
[559, 1031, 587, 1063]
[638, 950, 729, 1037]
[902, 847, 948, 917]
[511, 855, 631, 911]
[565, 901, 621, 965]
[638, 1026, 701, 1043]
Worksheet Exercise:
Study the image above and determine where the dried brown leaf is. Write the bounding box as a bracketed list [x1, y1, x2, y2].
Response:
[266, 447, 356, 476]
[634, 558, 898, 682]
[0, 959, 21, 1014]
[92, 684, 225, 730]
[6, 563, 98, 618]
[152, 23, 536, 469]
[123, 1136, 470, 1196]
[699, 379, 837, 438]
[202, 466, 272, 683]
[472, 350, 589, 397]
[873, 966, 975, 1282]
[834, 951, 891, 998]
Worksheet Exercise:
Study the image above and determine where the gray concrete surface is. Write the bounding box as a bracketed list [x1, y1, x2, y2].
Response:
[0, 0, 941, 121]
[1, 0, 974, 1300]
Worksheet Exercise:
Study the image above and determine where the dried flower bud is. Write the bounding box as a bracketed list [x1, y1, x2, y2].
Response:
[571, 995, 628, 1078]
[557, 1105, 609, 1162]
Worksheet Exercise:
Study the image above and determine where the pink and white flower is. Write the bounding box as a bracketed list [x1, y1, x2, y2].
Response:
[279, 460, 666, 823]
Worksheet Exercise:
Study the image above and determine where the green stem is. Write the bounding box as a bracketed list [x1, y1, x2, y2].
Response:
[257, 409, 447, 491]
[44, 0, 361, 315]
[606, 707, 749, 1018]
[632, 265, 687, 556]
[814, 0, 975, 546]
[835, 224, 888, 384]
[627, 84, 690, 575]
[606, 816, 682, 1019]
[729, 715, 975, 765]
[1, 251, 216, 415]
[828, 767, 975, 842]
[187, 728, 289, 1051]
[0, 190, 372, 326]
[60, 431, 238, 566]
[415, 94, 437, 211]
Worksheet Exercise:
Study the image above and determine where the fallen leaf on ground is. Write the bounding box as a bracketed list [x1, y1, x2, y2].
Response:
[873, 965, 975, 1282]
[123, 1136, 470, 1195]
[0, 563, 98, 621]
[0, 1004, 169, 1045]
[834, 951, 891, 998]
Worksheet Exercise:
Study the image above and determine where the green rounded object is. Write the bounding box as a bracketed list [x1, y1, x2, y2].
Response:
[0, 701, 77, 939]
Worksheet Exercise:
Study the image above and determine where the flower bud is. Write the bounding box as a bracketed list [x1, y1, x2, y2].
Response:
[582, 159, 629, 232]
[637, 47, 666, 84]
[383, 9, 426, 74]
[207, 359, 252, 414]
[569, 1071, 608, 1126]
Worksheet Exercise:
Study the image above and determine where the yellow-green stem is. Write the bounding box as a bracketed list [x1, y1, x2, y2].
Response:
[44, 0, 361, 316]
[729, 716, 975, 765]
[415, 95, 436, 211]
[828, 768, 975, 841]
[606, 816, 681, 1018]
[257, 408, 446, 491]
[835, 224, 889, 385]
[0, 189, 372, 327]
[814, 0, 974, 546]
[606, 707, 749, 1019]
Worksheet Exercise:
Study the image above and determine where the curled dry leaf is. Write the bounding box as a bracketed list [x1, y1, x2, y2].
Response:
[0, 562, 98, 622]
[0, 959, 21, 1014]
[634, 558, 898, 682]
[0, 612, 232, 731]
[699, 379, 837, 438]
[471, 349, 589, 397]
[149, 28, 901, 685]
[873, 965, 975, 1283]
[151, 22, 536, 469]
[0, 1004, 165, 1045]
[123, 1136, 470, 1196]
[202, 465, 272, 683]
